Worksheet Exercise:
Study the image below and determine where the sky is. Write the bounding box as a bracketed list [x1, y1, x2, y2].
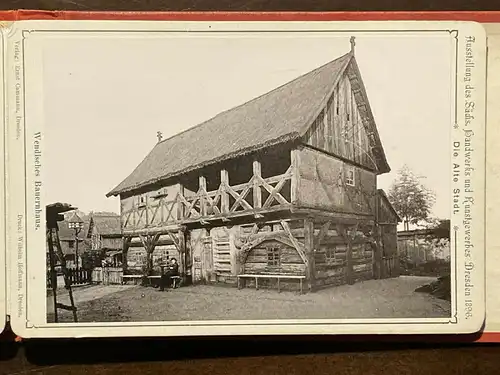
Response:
[40, 30, 453, 220]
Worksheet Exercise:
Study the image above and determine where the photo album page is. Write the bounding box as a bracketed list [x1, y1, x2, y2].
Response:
[0, 19, 488, 338]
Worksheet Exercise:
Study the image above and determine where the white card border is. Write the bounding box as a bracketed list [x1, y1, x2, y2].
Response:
[5, 19, 487, 338]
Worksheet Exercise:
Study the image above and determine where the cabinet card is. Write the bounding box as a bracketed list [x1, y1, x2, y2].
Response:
[5, 20, 486, 338]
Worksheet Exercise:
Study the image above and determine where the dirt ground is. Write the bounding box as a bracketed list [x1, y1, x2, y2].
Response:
[46, 276, 451, 323]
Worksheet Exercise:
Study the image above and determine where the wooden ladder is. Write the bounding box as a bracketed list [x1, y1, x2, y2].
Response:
[47, 226, 78, 323]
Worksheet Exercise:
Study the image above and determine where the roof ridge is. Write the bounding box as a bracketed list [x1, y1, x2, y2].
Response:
[155, 52, 352, 146]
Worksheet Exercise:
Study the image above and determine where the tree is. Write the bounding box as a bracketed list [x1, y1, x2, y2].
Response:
[387, 165, 436, 230]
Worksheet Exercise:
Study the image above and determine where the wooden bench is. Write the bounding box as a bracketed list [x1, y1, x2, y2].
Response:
[122, 275, 182, 288]
[121, 275, 143, 285]
[237, 274, 306, 294]
[171, 276, 182, 289]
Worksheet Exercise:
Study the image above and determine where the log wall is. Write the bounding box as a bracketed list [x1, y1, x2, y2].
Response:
[313, 228, 373, 287]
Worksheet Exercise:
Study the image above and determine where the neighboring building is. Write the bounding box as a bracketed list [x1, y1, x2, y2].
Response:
[397, 229, 451, 265]
[106, 37, 397, 291]
[86, 212, 123, 266]
[375, 189, 401, 278]
[55, 218, 90, 269]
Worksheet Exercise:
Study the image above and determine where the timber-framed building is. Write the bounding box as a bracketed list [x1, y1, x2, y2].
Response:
[107, 37, 400, 292]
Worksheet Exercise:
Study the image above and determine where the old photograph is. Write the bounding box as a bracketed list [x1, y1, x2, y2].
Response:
[4, 20, 486, 337]
[41, 30, 455, 324]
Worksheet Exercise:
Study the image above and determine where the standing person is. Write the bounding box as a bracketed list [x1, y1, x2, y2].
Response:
[159, 258, 180, 291]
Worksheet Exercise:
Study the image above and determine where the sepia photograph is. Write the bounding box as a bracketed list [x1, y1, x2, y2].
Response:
[3, 20, 486, 337]
[40, 29, 455, 324]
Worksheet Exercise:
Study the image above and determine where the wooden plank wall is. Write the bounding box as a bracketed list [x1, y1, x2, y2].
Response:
[296, 147, 376, 216]
[304, 72, 376, 171]
[125, 240, 179, 274]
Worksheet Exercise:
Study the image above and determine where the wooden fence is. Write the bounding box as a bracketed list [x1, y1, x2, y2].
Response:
[381, 256, 399, 279]
[46, 268, 92, 289]
[91, 267, 123, 285]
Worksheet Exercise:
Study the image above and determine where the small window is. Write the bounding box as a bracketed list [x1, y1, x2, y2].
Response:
[267, 246, 280, 267]
[325, 247, 336, 264]
[138, 195, 147, 207]
[347, 113, 350, 121]
[68, 241, 75, 249]
[346, 169, 355, 186]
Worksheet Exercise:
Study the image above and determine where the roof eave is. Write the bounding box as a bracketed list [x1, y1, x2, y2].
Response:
[106, 133, 301, 198]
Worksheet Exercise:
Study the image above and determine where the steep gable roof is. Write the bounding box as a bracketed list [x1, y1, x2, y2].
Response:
[87, 213, 121, 237]
[107, 48, 389, 197]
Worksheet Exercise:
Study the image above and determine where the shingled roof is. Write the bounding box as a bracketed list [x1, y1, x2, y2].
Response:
[107, 47, 389, 197]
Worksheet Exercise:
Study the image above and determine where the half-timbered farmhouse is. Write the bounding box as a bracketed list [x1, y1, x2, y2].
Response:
[86, 213, 123, 266]
[107, 37, 399, 292]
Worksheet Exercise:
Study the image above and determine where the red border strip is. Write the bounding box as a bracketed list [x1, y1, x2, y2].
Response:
[475, 333, 500, 342]
[0, 7, 499, 342]
[0, 10, 498, 22]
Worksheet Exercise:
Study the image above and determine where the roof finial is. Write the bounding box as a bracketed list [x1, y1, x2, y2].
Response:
[350, 36, 356, 54]
[157, 131, 163, 143]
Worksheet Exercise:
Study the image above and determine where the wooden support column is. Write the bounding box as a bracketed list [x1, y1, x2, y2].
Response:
[373, 225, 383, 280]
[178, 229, 186, 282]
[177, 184, 185, 220]
[122, 236, 132, 272]
[304, 219, 315, 292]
[252, 160, 262, 210]
[346, 226, 355, 285]
[141, 234, 160, 276]
[290, 149, 300, 205]
[221, 169, 230, 214]
[199, 176, 207, 217]
[336, 224, 354, 285]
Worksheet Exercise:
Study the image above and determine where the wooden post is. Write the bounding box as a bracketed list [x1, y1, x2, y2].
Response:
[346, 226, 354, 285]
[290, 149, 300, 205]
[221, 169, 230, 214]
[252, 160, 262, 210]
[336, 224, 353, 285]
[122, 237, 131, 273]
[199, 176, 207, 217]
[304, 219, 315, 292]
[229, 226, 239, 276]
[47, 229, 59, 323]
[174, 229, 185, 282]
[177, 183, 185, 221]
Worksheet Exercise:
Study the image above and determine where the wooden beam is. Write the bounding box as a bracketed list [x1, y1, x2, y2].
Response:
[166, 230, 181, 252]
[252, 160, 262, 209]
[280, 220, 308, 266]
[122, 224, 185, 237]
[304, 219, 315, 292]
[314, 221, 331, 248]
[122, 236, 132, 272]
[178, 229, 186, 280]
[177, 184, 185, 221]
[198, 176, 207, 190]
[290, 149, 300, 205]
[198, 176, 207, 217]
[220, 169, 230, 214]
